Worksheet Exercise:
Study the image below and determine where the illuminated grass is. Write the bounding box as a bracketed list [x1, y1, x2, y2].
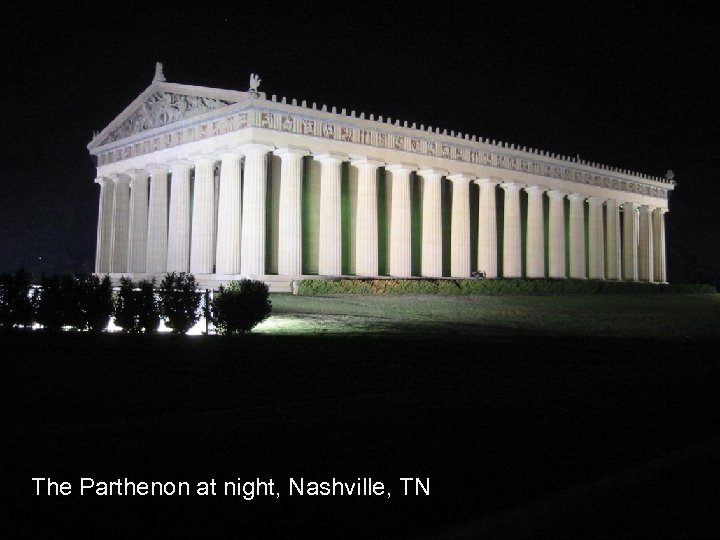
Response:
[264, 293, 720, 339]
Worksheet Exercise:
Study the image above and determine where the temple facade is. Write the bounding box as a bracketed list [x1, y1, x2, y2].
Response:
[88, 67, 675, 289]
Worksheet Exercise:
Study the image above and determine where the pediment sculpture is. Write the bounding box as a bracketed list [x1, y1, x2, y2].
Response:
[102, 92, 232, 144]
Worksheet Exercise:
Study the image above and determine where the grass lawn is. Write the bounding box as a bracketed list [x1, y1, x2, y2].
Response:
[265, 293, 720, 339]
[4, 294, 720, 538]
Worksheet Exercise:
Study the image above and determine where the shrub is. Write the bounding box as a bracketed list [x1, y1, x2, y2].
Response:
[114, 277, 160, 333]
[158, 272, 201, 334]
[297, 278, 717, 296]
[114, 276, 138, 332]
[78, 274, 113, 332]
[34, 275, 64, 330]
[137, 279, 161, 333]
[211, 279, 272, 335]
[0, 269, 34, 329]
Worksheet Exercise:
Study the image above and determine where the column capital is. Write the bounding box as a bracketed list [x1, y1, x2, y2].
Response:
[475, 176, 501, 187]
[524, 185, 547, 194]
[447, 173, 474, 183]
[653, 207, 669, 215]
[350, 156, 384, 168]
[94, 176, 111, 186]
[108, 173, 131, 184]
[127, 169, 150, 179]
[188, 154, 217, 166]
[547, 190, 569, 199]
[239, 142, 275, 155]
[567, 192, 586, 202]
[605, 198, 620, 207]
[315, 152, 347, 164]
[386, 162, 417, 173]
[418, 168, 447, 178]
[145, 163, 170, 173]
[588, 196, 606, 205]
[167, 159, 195, 170]
[213, 146, 244, 159]
[274, 146, 310, 158]
[500, 181, 526, 191]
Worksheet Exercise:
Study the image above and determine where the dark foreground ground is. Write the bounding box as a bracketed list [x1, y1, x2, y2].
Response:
[3, 329, 720, 538]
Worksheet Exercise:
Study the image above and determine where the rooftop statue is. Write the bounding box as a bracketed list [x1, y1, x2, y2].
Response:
[665, 170, 675, 182]
[154, 62, 166, 82]
[249, 73, 261, 94]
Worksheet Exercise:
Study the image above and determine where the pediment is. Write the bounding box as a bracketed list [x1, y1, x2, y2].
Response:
[89, 81, 254, 150]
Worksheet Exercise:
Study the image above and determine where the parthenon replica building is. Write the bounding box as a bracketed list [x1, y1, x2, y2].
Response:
[89, 66, 674, 289]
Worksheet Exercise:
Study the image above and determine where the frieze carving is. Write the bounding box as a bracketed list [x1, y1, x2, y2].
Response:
[103, 92, 233, 143]
[322, 123, 335, 138]
[96, 105, 669, 200]
[260, 112, 274, 128]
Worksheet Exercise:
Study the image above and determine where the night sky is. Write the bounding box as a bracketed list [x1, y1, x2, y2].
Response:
[1, 3, 717, 283]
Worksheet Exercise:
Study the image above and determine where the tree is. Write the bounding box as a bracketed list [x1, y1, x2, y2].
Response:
[78, 274, 113, 332]
[0, 269, 34, 330]
[211, 279, 271, 335]
[137, 279, 161, 333]
[34, 275, 64, 331]
[158, 272, 201, 334]
[114, 276, 139, 332]
[113, 277, 160, 333]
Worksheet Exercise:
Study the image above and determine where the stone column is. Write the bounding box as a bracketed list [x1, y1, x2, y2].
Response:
[240, 144, 273, 276]
[109, 174, 131, 273]
[448, 174, 473, 278]
[352, 158, 383, 276]
[127, 170, 149, 273]
[588, 196, 605, 280]
[275, 148, 308, 276]
[653, 207, 667, 283]
[317, 153, 345, 276]
[146, 165, 169, 274]
[568, 193, 586, 279]
[525, 186, 546, 278]
[500, 182, 524, 278]
[167, 162, 192, 273]
[94, 177, 114, 274]
[638, 205, 654, 282]
[386, 164, 414, 277]
[215, 151, 243, 275]
[476, 178, 499, 278]
[190, 157, 217, 274]
[419, 169, 446, 277]
[622, 202, 638, 281]
[547, 190, 568, 279]
[605, 199, 621, 280]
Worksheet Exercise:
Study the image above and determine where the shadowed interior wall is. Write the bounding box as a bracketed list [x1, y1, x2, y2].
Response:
[378, 168, 389, 276]
[342, 163, 357, 275]
[302, 157, 320, 274]
[265, 154, 281, 274]
[441, 177, 452, 277]
[470, 182, 479, 273]
[411, 173, 422, 276]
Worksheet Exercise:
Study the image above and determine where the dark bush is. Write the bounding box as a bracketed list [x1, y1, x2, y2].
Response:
[114, 277, 160, 333]
[158, 272, 201, 334]
[0, 269, 34, 329]
[34, 275, 65, 330]
[79, 274, 113, 332]
[137, 279, 161, 332]
[211, 279, 272, 335]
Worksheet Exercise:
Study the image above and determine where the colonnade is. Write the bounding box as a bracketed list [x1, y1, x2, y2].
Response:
[95, 147, 668, 283]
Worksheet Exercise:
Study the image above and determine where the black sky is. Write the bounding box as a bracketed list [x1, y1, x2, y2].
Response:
[1, 2, 717, 282]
